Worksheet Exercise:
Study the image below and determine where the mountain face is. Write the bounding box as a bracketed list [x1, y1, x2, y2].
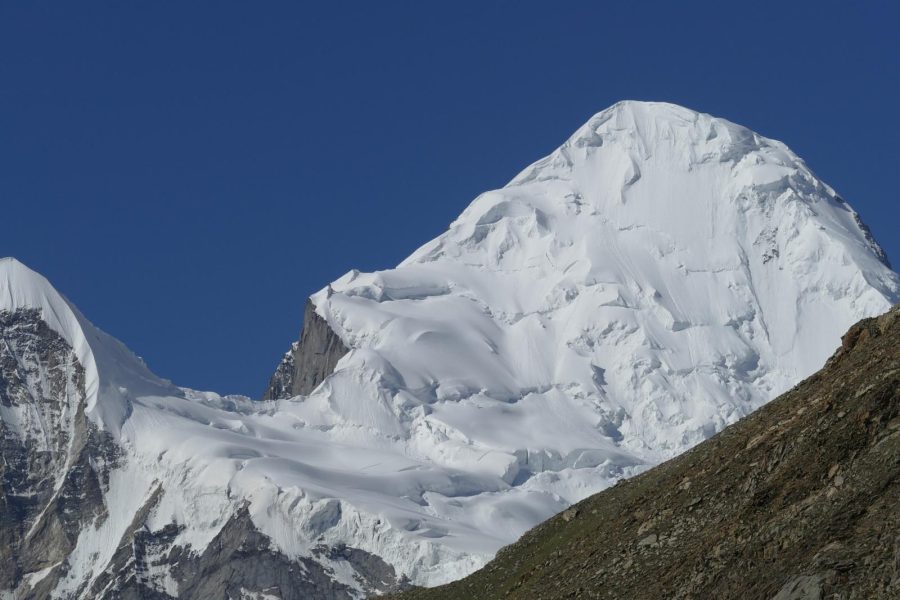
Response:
[263, 300, 349, 400]
[1, 101, 898, 599]
[396, 305, 900, 600]
[0, 258, 407, 599]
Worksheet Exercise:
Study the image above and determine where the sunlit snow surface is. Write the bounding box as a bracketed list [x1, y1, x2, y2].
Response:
[3, 102, 898, 592]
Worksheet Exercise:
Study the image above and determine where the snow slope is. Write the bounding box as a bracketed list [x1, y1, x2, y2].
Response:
[0, 257, 177, 436]
[2, 101, 898, 597]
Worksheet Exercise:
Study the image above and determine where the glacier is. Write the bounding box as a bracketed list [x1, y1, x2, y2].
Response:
[1, 101, 897, 598]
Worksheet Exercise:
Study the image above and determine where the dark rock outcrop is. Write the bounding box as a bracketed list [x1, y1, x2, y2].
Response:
[78, 502, 408, 599]
[396, 306, 900, 600]
[0, 308, 122, 597]
[170, 506, 357, 600]
[263, 299, 349, 400]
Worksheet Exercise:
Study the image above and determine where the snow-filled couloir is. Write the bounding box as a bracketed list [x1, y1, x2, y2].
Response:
[1, 101, 897, 599]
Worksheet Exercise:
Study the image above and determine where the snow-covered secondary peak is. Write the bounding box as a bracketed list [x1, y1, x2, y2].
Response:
[1, 257, 89, 359]
[0, 257, 176, 434]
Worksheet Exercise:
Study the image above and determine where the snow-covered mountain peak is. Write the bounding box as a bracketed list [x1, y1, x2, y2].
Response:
[1, 257, 86, 350]
[558, 100, 786, 164]
[318, 100, 899, 457]
[1, 256, 102, 417]
[571, 100, 753, 143]
[2, 103, 898, 598]
[409, 101, 849, 273]
[0, 257, 176, 434]
[286, 102, 898, 579]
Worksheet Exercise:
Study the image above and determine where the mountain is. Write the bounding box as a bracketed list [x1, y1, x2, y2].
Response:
[0, 257, 410, 599]
[395, 305, 900, 600]
[1, 101, 898, 599]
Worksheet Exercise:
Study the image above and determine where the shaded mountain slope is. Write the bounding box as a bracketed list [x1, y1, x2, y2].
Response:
[397, 305, 900, 599]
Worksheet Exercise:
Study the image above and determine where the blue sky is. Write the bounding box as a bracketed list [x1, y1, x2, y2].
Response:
[2, 2, 898, 396]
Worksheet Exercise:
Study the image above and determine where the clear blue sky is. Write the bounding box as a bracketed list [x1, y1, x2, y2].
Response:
[2, 2, 897, 397]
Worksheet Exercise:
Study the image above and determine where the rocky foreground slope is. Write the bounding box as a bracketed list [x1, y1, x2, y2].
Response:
[396, 306, 900, 600]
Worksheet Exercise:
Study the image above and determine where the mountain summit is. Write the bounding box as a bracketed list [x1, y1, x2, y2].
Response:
[274, 99, 897, 459]
[2, 102, 898, 598]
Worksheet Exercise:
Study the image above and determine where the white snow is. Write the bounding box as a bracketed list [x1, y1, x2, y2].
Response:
[2, 101, 898, 596]
[0, 257, 177, 436]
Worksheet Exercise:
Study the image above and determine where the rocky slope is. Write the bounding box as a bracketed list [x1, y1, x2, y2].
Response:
[396, 305, 900, 600]
[0, 307, 121, 594]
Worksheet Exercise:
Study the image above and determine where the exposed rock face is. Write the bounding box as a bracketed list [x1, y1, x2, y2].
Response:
[72, 501, 408, 599]
[396, 305, 900, 600]
[130, 505, 405, 600]
[263, 299, 348, 400]
[265, 341, 298, 400]
[0, 308, 121, 596]
[25, 492, 408, 599]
